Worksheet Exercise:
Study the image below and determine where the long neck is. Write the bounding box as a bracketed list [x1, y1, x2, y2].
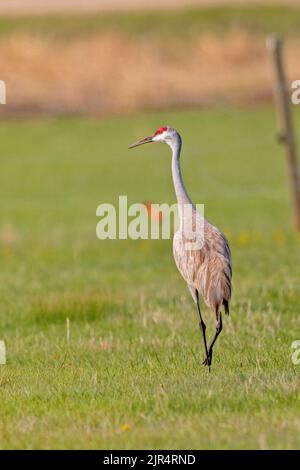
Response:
[171, 137, 192, 206]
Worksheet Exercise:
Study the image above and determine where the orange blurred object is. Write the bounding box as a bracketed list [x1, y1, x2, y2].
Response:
[143, 201, 163, 222]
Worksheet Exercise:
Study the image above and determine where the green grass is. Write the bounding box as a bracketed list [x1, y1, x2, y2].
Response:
[1, 5, 300, 39]
[0, 106, 300, 449]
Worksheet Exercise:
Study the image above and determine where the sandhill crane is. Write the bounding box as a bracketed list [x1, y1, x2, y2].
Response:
[129, 126, 232, 370]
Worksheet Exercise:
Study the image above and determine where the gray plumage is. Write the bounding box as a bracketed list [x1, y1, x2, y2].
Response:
[173, 221, 232, 314]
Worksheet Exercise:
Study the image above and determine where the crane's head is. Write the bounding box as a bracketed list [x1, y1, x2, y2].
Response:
[129, 126, 180, 150]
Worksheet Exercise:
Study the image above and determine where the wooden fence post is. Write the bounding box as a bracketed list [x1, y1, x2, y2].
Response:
[267, 34, 300, 232]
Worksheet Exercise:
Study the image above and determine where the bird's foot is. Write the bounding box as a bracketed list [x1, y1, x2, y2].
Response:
[202, 350, 212, 370]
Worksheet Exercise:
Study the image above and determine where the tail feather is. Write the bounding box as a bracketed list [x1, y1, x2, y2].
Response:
[223, 299, 230, 316]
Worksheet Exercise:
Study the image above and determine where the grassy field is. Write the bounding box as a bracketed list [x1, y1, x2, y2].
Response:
[0, 106, 300, 449]
[1, 4, 300, 38]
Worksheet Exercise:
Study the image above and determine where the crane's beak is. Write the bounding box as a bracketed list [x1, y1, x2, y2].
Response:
[128, 135, 154, 149]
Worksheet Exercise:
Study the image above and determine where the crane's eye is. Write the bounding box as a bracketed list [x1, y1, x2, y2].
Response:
[155, 126, 168, 135]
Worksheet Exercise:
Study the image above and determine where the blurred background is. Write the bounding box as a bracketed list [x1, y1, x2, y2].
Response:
[1, 0, 300, 450]
[0, 0, 300, 117]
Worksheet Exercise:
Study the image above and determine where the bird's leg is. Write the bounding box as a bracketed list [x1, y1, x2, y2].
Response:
[196, 299, 210, 371]
[203, 311, 222, 367]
